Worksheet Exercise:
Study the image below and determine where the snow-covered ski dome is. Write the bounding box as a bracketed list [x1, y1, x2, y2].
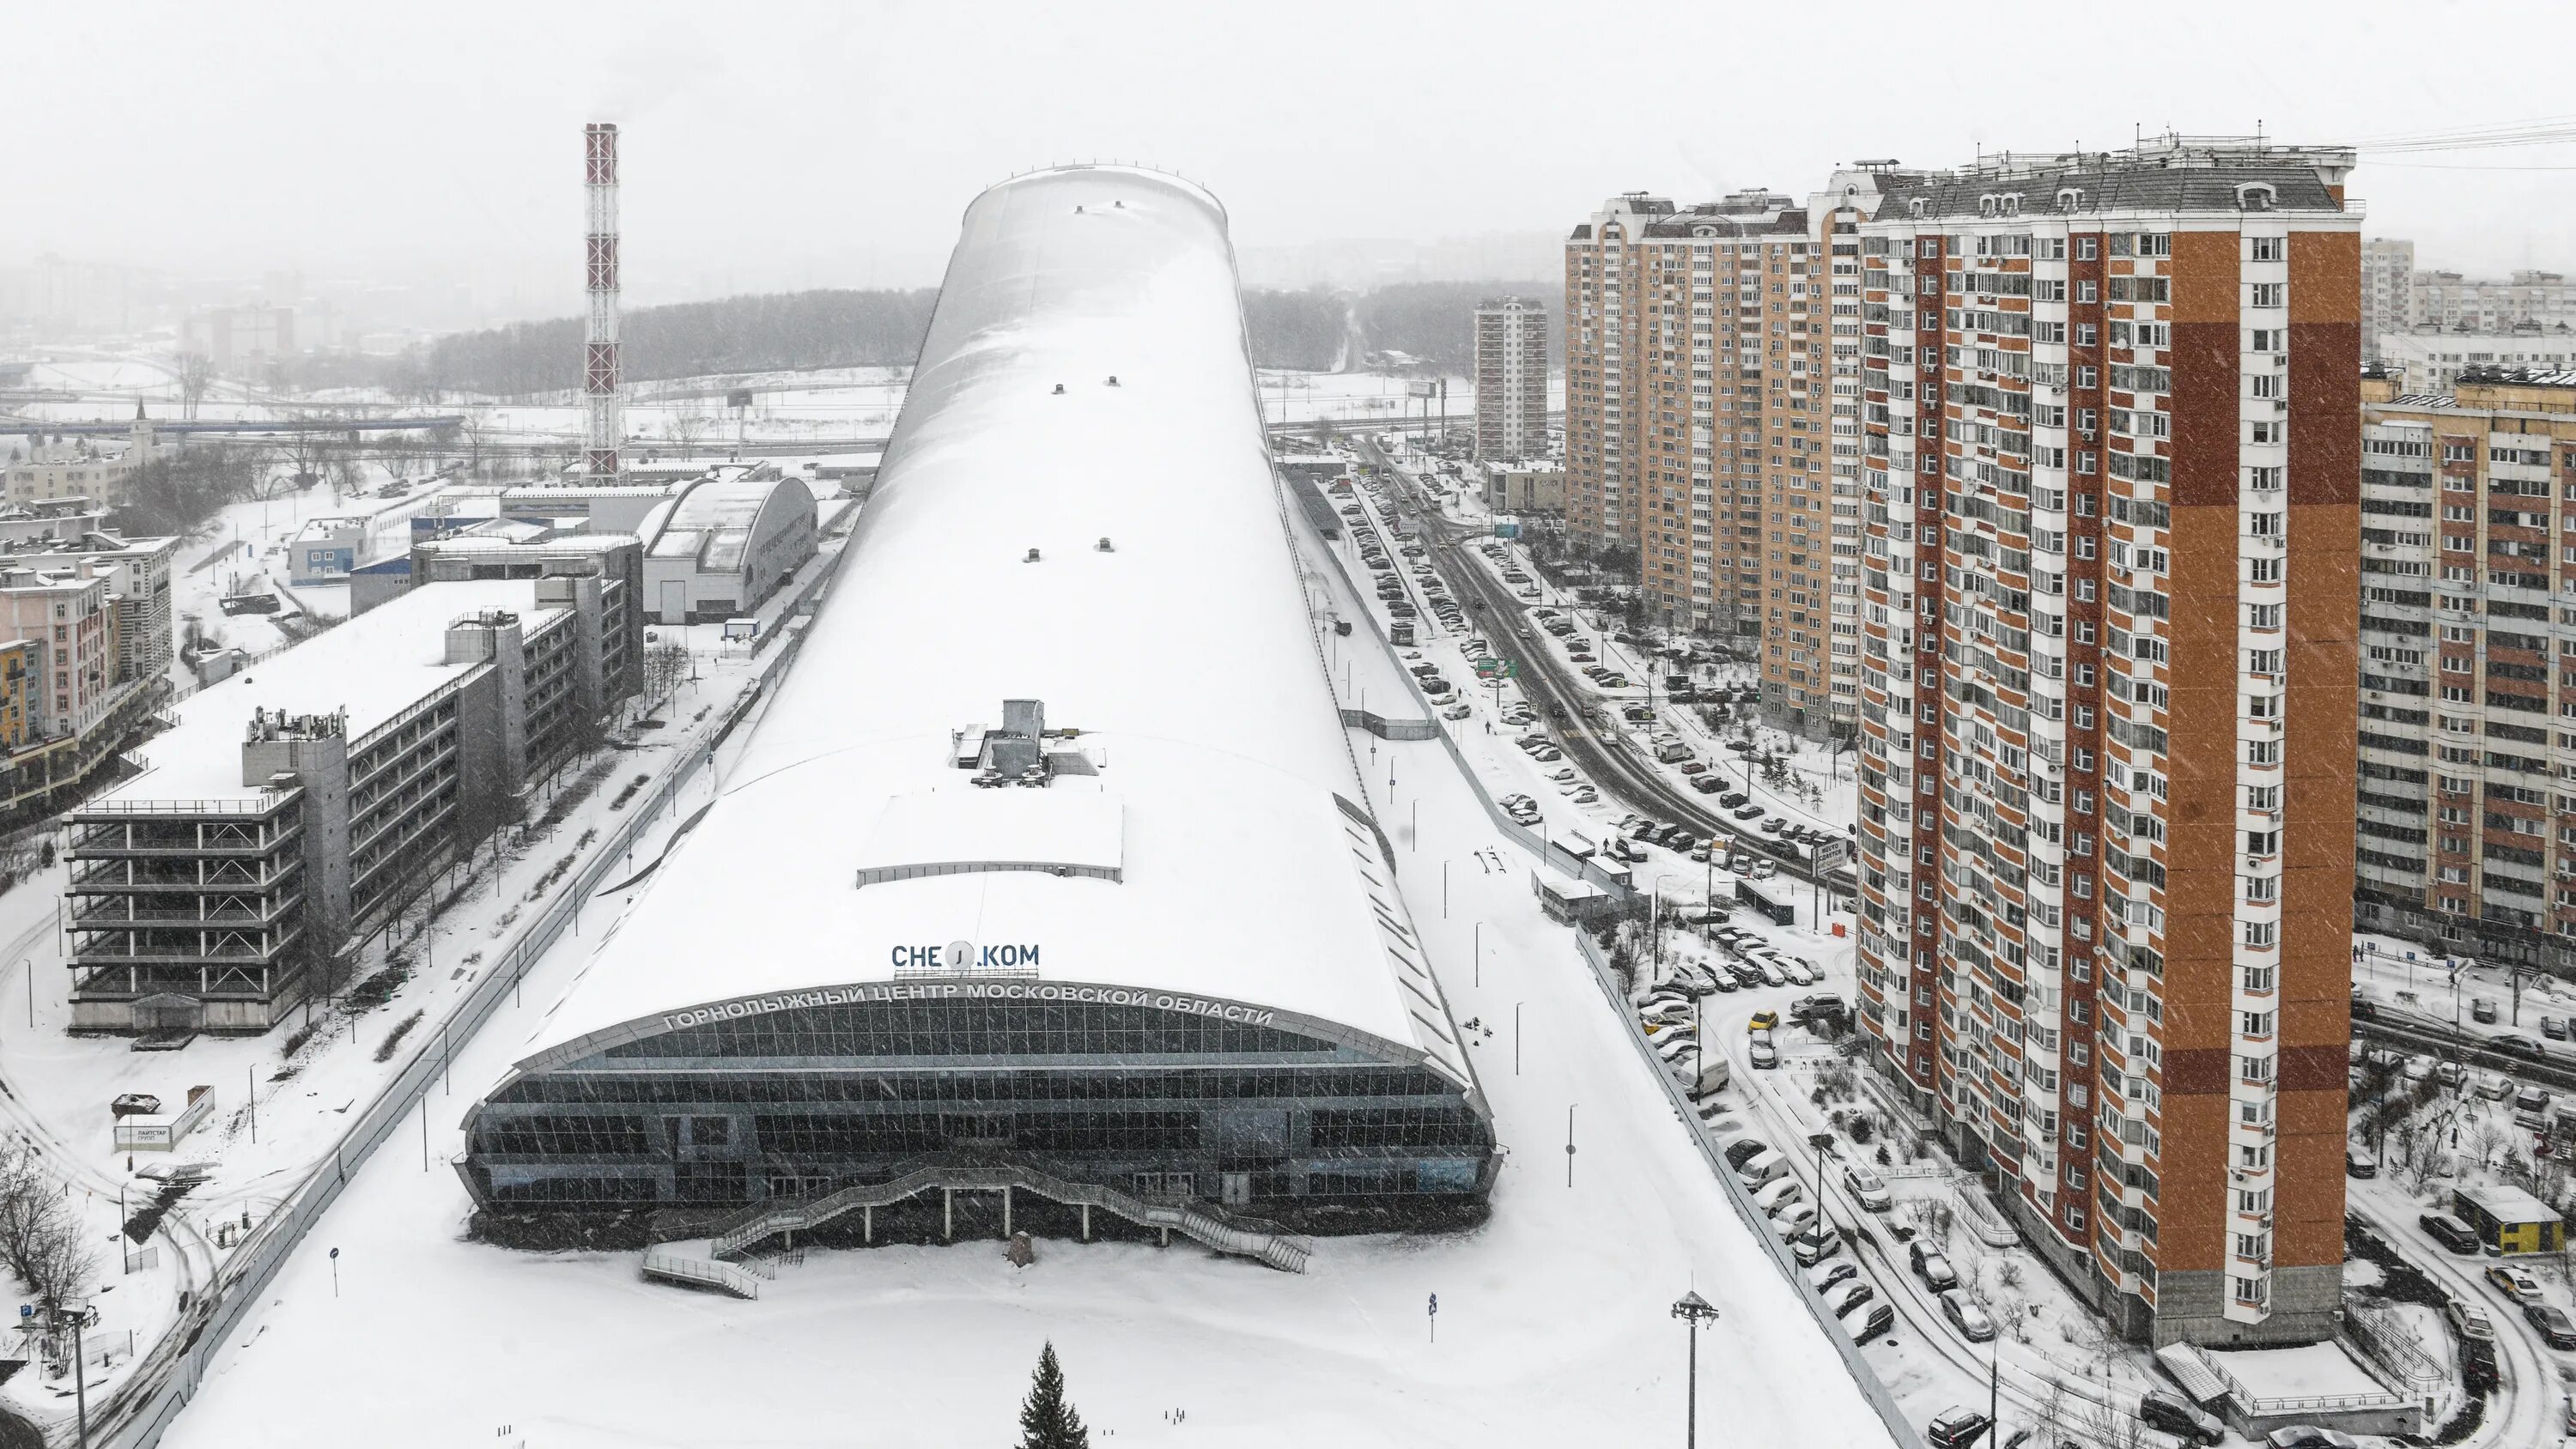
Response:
[457, 165, 1495, 1235]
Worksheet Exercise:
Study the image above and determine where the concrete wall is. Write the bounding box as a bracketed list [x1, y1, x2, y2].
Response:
[240, 732, 351, 985]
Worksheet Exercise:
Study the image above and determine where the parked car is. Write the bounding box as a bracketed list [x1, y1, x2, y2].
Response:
[1926, 1410, 1992, 1449]
[1735, 1149, 1789, 1190]
[2420, 1211, 2479, 1255]
[1842, 1166, 1893, 1212]
[2487, 1264, 2544, 1303]
[2461, 1332, 2499, 1392]
[1826, 1278, 1875, 1318]
[2137, 1391, 2225, 1446]
[1747, 1034, 1778, 1070]
[1843, 1300, 1896, 1345]
[2546, 1015, 2570, 1041]
[2446, 1298, 2494, 1342]
[1910, 1241, 1959, 1292]
[1940, 1290, 1996, 1342]
[1793, 1225, 1843, 1266]
[2345, 1144, 2377, 1179]
[2526, 1301, 2576, 1349]
[1722, 1137, 1771, 1173]
[1808, 1259, 1858, 1296]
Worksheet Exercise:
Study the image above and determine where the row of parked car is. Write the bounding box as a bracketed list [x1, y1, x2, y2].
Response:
[1634, 982, 1728, 1095]
[1719, 1135, 1903, 1345]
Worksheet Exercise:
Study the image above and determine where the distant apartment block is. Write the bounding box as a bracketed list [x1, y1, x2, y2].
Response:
[1473, 296, 1550, 462]
[2354, 370, 2576, 973]
[2360, 239, 2414, 363]
[1561, 174, 1897, 736]
[1853, 138, 2360, 1347]
[180, 305, 296, 369]
[68, 576, 635, 1034]
[2378, 329, 2576, 396]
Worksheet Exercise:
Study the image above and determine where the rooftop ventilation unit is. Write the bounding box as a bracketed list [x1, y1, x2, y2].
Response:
[952, 698, 1097, 786]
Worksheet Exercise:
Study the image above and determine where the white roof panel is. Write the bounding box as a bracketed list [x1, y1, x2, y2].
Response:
[519, 166, 1471, 1084]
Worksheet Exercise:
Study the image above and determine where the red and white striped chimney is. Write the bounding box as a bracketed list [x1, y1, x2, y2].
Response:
[582, 122, 622, 482]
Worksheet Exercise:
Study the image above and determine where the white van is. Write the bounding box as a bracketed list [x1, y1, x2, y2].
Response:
[1735, 1148, 1789, 1190]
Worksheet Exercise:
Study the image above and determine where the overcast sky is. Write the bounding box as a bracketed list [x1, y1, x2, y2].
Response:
[8, 0, 2570, 315]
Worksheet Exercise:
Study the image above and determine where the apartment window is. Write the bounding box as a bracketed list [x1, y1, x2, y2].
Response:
[2076, 238, 2098, 262]
[2249, 237, 2284, 263]
[2249, 283, 2287, 308]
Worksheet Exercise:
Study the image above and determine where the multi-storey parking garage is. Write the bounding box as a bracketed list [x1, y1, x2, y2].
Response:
[459, 165, 1495, 1238]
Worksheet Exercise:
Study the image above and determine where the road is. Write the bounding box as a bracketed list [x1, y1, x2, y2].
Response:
[1353, 438, 1852, 896]
[2346, 1182, 2556, 1449]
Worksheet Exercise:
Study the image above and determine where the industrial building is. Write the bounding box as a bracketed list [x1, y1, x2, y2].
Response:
[348, 531, 643, 705]
[1851, 138, 2361, 1346]
[636, 469, 817, 623]
[459, 165, 1495, 1240]
[67, 576, 634, 1034]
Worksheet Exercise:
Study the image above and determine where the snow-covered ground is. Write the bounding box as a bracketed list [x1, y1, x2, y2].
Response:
[153, 488, 1900, 1449]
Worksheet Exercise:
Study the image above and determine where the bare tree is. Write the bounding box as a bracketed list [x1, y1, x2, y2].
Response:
[641, 641, 690, 710]
[326, 435, 369, 503]
[2028, 1377, 2070, 1446]
[2076, 1397, 2152, 1449]
[2468, 1117, 2508, 1173]
[175, 352, 215, 421]
[0, 1140, 94, 1312]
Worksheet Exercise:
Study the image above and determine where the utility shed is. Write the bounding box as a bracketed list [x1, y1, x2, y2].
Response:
[636, 470, 817, 624]
[2453, 1182, 2568, 1254]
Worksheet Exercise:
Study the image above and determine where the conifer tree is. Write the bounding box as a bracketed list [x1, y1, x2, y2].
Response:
[1017, 1341, 1089, 1449]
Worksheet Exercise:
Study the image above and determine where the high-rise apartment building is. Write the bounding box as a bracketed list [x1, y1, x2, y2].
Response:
[1473, 296, 1550, 462]
[2361, 239, 2414, 363]
[1563, 178, 1899, 734]
[2354, 371, 2576, 974]
[1851, 138, 2360, 1347]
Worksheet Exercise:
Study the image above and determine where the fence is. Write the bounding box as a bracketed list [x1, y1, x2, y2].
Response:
[99, 620, 825, 1449]
[1572, 929, 1927, 1449]
[2342, 1297, 2445, 1403]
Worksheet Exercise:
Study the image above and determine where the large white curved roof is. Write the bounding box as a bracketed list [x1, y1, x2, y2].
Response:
[517, 166, 1469, 1086]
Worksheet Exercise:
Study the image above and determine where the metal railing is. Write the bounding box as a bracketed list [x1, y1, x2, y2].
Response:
[640, 1246, 763, 1300]
[690, 1155, 1312, 1275]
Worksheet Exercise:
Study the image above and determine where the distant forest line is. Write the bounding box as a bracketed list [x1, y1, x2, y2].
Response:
[392, 280, 1564, 397]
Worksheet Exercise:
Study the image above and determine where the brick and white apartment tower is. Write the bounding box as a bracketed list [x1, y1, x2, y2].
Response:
[1562, 174, 1911, 736]
[1850, 137, 2360, 1346]
[582, 121, 623, 484]
[1473, 296, 1550, 462]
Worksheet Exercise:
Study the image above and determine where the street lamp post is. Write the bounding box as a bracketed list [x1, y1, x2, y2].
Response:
[1672, 1290, 1720, 1449]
